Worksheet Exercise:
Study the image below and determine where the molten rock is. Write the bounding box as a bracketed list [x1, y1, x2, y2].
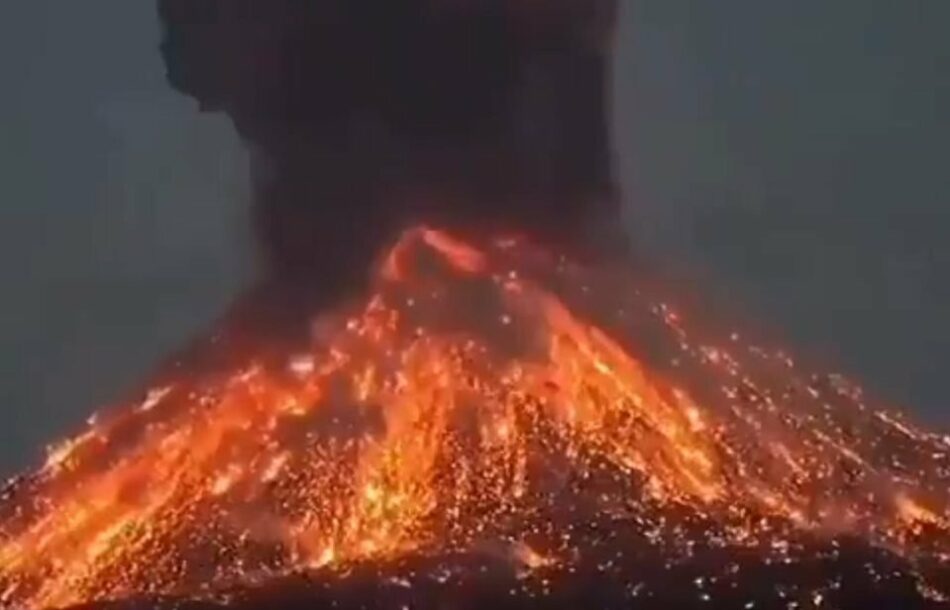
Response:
[1, 229, 948, 609]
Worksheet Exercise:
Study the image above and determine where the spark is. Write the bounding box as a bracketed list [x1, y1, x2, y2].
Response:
[0, 227, 948, 609]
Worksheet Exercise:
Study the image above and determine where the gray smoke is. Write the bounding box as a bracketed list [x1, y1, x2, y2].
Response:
[158, 0, 625, 318]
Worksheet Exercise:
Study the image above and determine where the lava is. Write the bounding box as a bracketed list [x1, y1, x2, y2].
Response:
[1, 227, 949, 610]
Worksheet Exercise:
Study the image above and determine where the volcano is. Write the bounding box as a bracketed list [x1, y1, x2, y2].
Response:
[2, 228, 949, 609]
[3, 1, 950, 609]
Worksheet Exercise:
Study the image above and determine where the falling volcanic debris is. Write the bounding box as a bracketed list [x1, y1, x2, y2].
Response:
[2, 2, 950, 610]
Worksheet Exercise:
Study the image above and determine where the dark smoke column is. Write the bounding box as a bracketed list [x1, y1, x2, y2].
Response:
[159, 0, 623, 313]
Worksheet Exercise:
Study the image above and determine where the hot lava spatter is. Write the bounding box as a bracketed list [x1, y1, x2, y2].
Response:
[1, 228, 949, 609]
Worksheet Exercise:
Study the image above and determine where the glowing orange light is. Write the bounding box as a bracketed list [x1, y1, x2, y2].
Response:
[0, 227, 947, 609]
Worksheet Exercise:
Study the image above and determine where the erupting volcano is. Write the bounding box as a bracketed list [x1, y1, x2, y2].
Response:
[3, 2, 949, 609]
[2, 228, 950, 609]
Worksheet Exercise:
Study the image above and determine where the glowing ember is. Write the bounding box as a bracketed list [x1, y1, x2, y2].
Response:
[1, 227, 948, 609]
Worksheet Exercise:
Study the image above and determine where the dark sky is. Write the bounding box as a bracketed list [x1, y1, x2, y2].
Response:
[616, 1, 949, 419]
[1, 1, 947, 474]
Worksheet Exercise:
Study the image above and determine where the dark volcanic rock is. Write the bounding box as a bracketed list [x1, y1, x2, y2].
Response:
[69, 530, 949, 610]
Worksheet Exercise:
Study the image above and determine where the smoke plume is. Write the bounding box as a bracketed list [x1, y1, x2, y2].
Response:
[158, 0, 624, 314]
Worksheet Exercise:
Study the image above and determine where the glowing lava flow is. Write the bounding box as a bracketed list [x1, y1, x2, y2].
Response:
[1, 228, 949, 609]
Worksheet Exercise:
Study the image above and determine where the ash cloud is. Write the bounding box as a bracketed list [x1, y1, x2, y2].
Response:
[157, 0, 625, 312]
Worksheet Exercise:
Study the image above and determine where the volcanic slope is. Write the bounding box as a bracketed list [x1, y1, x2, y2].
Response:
[2, 228, 949, 609]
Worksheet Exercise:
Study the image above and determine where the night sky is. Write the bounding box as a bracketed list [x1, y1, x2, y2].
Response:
[1, 1, 947, 474]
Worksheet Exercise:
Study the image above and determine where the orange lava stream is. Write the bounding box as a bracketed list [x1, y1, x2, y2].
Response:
[1, 227, 948, 609]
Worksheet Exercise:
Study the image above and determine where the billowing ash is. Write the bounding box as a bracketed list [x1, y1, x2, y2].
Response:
[157, 0, 625, 309]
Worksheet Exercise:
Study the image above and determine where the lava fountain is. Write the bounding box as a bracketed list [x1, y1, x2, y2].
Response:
[2, 2, 949, 609]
